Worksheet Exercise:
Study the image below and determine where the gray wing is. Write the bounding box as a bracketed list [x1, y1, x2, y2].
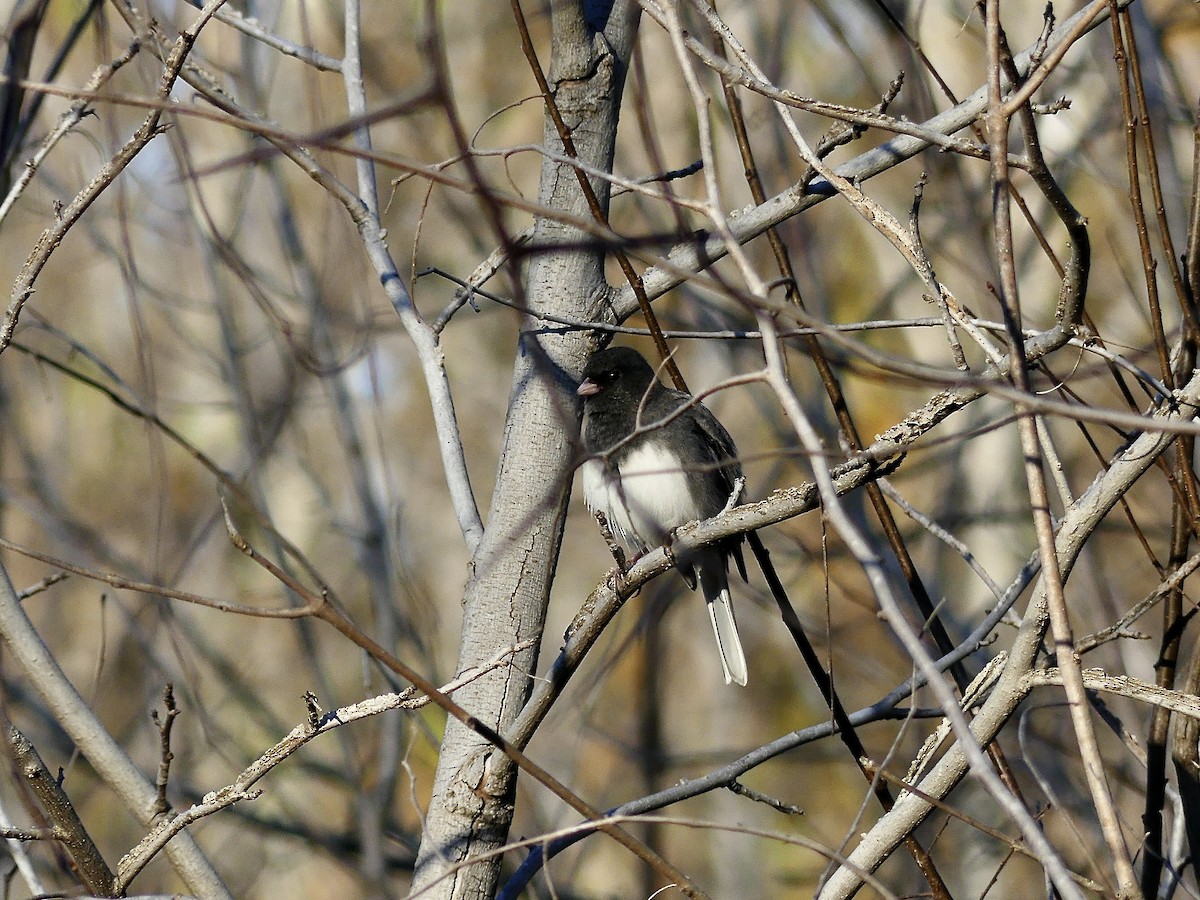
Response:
[666, 389, 748, 582]
[667, 390, 742, 516]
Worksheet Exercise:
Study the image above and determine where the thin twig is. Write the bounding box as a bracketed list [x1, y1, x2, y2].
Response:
[114, 645, 530, 891]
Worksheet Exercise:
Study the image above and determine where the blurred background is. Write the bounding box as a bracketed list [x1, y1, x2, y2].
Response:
[1, 0, 1199, 896]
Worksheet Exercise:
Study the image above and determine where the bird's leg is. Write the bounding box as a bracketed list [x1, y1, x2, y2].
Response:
[661, 529, 698, 589]
[594, 511, 641, 593]
[661, 533, 679, 568]
[722, 475, 746, 515]
[593, 511, 629, 572]
[663, 476, 745, 589]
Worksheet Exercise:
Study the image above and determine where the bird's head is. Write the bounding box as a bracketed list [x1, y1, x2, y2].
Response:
[576, 346, 657, 400]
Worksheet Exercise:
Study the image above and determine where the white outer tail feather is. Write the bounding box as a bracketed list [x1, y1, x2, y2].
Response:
[698, 559, 748, 686]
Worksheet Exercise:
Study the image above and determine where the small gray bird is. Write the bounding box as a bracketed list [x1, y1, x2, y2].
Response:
[576, 346, 749, 686]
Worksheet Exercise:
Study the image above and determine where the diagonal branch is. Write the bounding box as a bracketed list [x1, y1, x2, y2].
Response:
[615, 0, 1134, 316]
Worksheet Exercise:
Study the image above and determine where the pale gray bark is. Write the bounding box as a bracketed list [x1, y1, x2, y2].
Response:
[0, 561, 231, 899]
[411, 3, 640, 897]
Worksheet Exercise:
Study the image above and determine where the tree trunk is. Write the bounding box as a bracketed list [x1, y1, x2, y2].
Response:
[412, 4, 639, 897]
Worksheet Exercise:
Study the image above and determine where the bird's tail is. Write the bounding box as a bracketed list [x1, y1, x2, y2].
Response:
[697, 554, 748, 686]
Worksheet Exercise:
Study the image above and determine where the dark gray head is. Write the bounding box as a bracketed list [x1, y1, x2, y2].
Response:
[576, 346, 658, 403]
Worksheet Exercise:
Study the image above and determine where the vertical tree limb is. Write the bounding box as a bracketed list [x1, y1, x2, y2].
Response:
[411, 3, 646, 897]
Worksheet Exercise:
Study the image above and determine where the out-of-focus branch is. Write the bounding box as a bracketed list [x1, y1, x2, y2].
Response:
[618, 0, 1134, 315]
[10, 727, 115, 896]
[193, 0, 343, 72]
[0, 0, 50, 196]
[2, 0, 229, 354]
[93, 0, 486, 551]
[819, 361, 1200, 898]
[761, 307, 1079, 897]
[113, 645, 529, 893]
[0, 19, 138, 227]
[0, 531, 320, 619]
[0, 561, 231, 899]
[340, 0, 484, 552]
[982, 4, 1133, 891]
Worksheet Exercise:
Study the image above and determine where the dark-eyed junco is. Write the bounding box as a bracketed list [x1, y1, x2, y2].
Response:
[577, 346, 749, 686]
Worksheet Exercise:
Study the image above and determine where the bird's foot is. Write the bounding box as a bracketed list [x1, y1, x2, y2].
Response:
[594, 511, 628, 571]
[663, 529, 697, 590]
[662, 530, 680, 567]
[722, 476, 746, 514]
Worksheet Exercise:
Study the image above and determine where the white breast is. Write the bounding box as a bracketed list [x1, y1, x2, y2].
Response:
[582, 443, 699, 553]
